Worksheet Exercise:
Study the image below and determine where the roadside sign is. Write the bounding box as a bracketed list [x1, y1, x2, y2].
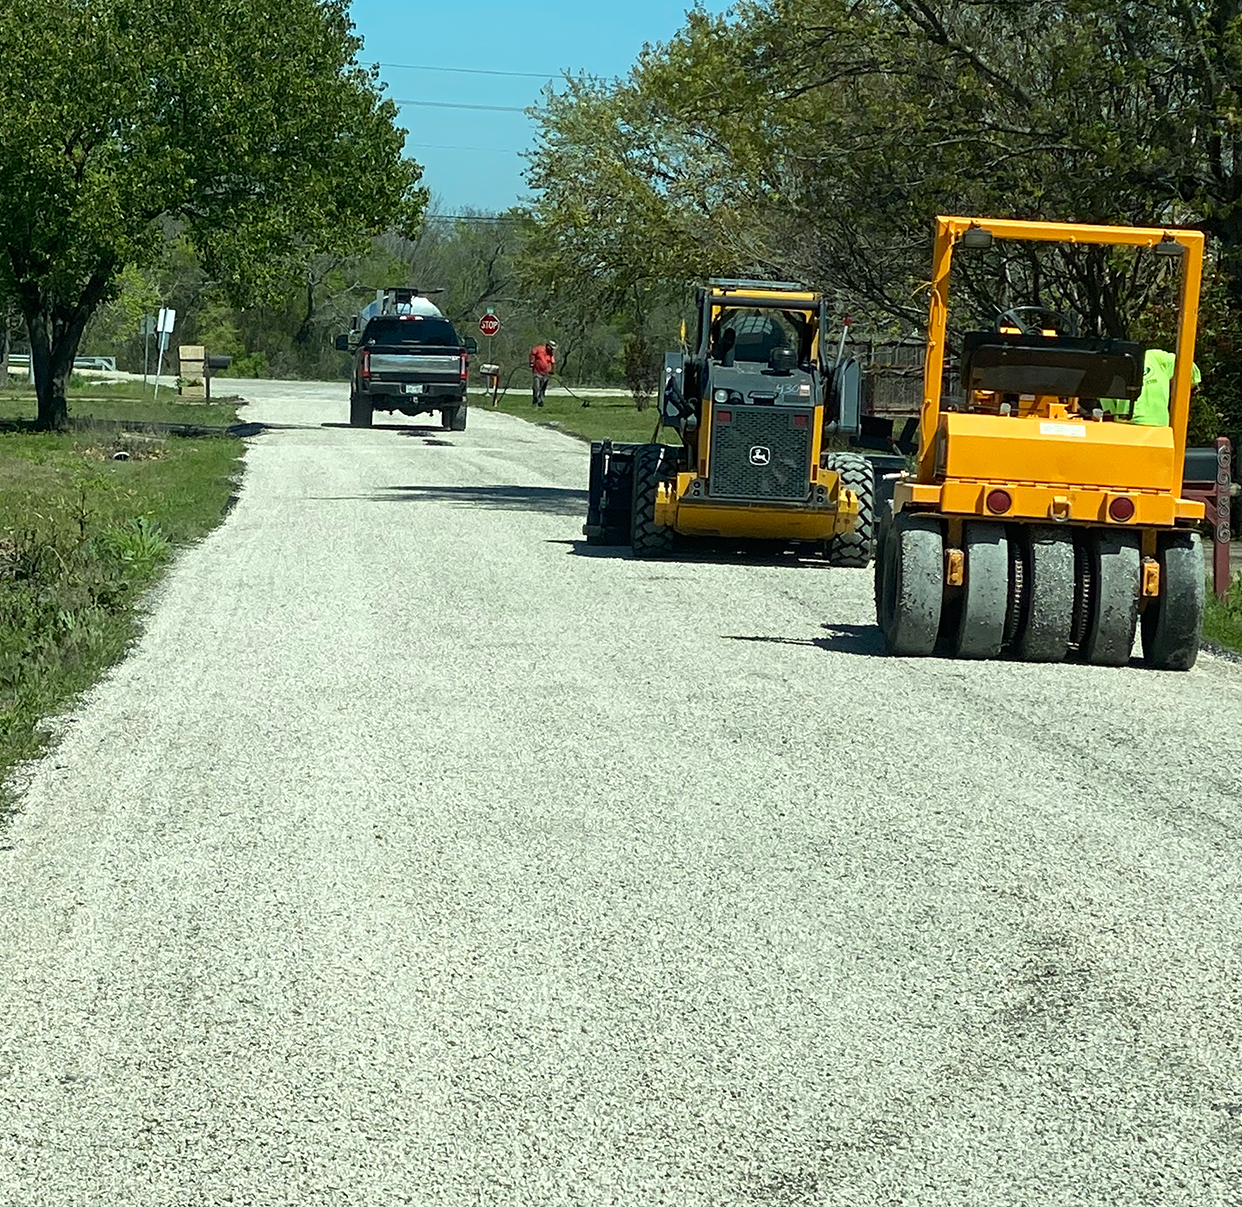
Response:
[152, 308, 176, 401]
[479, 313, 501, 337]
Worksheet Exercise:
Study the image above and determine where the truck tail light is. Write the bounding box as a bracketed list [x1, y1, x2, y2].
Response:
[360, 349, 371, 381]
[459, 352, 468, 383]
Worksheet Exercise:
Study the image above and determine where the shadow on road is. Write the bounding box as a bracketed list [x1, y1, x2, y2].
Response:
[375, 484, 590, 515]
[553, 538, 833, 568]
[720, 623, 885, 658]
[321, 422, 446, 436]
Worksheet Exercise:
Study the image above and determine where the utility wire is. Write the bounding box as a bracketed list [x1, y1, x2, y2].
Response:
[407, 143, 521, 153]
[393, 98, 529, 113]
[381, 62, 562, 79]
[423, 214, 530, 222]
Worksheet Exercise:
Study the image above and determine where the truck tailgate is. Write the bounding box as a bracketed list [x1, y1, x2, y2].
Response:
[370, 351, 460, 381]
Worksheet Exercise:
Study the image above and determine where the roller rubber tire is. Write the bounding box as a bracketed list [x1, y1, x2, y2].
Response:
[349, 393, 372, 428]
[630, 444, 675, 558]
[1141, 531, 1204, 671]
[877, 512, 943, 656]
[1082, 529, 1141, 667]
[822, 452, 875, 567]
[1014, 526, 1074, 662]
[952, 522, 1008, 659]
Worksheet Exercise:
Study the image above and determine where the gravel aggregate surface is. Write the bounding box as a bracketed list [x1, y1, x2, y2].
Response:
[3, 380, 1242, 1206]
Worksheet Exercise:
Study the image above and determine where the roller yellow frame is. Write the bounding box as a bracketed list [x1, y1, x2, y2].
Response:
[894, 217, 1205, 532]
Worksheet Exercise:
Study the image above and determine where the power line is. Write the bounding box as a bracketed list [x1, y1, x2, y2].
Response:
[381, 62, 560, 80]
[407, 142, 522, 153]
[424, 214, 529, 223]
[393, 98, 529, 113]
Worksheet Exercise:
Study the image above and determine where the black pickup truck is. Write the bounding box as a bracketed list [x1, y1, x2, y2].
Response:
[336, 310, 477, 431]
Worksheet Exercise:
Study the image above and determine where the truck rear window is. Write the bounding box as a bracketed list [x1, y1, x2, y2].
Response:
[365, 317, 460, 347]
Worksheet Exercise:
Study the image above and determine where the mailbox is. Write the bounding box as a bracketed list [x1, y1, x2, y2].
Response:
[479, 362, 501, 407]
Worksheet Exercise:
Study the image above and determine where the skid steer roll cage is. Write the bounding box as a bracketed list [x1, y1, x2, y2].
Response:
[696, 280, 832, 371]
[922, 217, 1205, 486]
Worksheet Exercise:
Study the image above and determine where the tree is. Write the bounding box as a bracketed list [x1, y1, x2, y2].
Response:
[0, 0, 426, 429]
[527, 1, 1242, 352]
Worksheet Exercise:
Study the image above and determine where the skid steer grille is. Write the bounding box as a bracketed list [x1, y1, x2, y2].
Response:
[709, 405, 813, 501]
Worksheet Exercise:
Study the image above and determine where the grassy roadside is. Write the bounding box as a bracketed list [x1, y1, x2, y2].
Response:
[1204, 575, 1242, 655]
[0, 379, 244, 428]
[0, 393, 243, 800]
[472, 388, 677, 445]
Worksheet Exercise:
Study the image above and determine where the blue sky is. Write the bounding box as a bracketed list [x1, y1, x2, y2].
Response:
[348, 1, 711, 215]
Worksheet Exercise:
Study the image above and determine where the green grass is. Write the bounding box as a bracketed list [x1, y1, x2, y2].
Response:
[1204, 574, 1242, 654]
[0, 379, 243, 428]
[472, 388, 678, 445]
[0, 407, 243, 803]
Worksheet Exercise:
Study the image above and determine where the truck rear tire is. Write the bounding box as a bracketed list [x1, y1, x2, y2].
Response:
[631, 443, 675, 558]
[822, 452, 875, 566]
[349, 393, 372, 428]
[442, 404, 467, 431]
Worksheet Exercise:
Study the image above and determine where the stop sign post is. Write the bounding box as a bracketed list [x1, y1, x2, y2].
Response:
[478, 310, 501, 384]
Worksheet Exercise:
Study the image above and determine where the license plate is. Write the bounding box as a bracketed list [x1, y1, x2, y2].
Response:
[404, 383, 425, 395]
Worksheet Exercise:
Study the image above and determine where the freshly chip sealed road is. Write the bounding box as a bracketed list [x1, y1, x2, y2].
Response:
[3, 381, 1242, 1206]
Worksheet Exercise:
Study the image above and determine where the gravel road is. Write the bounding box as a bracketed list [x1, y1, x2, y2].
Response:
[3, 381, 1242, 1206]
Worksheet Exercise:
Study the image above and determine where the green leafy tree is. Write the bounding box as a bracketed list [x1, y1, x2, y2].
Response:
[527, 0, 1242, 406]
[0, 0, 426, 428]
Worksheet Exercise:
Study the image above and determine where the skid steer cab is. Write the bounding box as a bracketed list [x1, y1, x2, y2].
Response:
[584, 279, 875, 562]
[877, 217, 1208, 670]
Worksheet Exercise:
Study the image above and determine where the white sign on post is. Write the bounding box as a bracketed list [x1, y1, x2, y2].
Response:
[152, 308, 177, 401]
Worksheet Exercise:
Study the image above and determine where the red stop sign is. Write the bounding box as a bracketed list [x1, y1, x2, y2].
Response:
[479, 313, 501, 337]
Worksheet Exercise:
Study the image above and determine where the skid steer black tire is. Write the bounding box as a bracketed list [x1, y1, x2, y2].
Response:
[822, 452, 875, 567]
[630, 443, 675, 558]
[1141, 531, 1204, 671]
[349, 393, 372, 428]
[1082, 529, 1141, 667]
[876, 511, 943, 656]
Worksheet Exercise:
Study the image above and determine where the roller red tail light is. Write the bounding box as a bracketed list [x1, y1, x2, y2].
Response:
[985, 488, 1012, 514]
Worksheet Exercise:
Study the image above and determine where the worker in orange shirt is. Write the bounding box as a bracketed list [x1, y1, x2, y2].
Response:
[529, 340, 556, 407]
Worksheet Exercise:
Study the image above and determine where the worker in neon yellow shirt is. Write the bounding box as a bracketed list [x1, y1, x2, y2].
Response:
[1101, 348, 1201, 425]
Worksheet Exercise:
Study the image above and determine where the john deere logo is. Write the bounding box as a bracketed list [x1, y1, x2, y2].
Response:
[749, 445, 772, 466]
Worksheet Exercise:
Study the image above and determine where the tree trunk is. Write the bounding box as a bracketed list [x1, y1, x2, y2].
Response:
[25, 309, 79, 431]
[0, 315, 9, 390]
[19, 263, 114, 431]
